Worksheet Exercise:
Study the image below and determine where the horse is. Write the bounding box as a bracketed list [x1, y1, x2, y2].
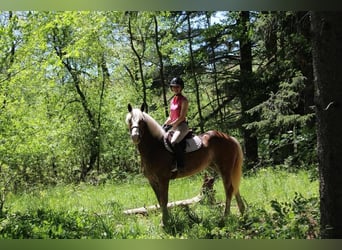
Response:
[125, 103, 245, 225]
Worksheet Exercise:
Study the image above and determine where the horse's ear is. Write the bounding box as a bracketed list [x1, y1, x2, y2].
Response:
[128, 103, 133, 112]
[141, 103, 148, 113]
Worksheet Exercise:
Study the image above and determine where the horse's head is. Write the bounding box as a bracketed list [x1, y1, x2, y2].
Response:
[126, 103, 146, 144]
[126, 103, 165, 145]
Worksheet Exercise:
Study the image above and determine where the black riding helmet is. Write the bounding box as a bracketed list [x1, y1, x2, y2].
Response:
[170, 77, 184, 89]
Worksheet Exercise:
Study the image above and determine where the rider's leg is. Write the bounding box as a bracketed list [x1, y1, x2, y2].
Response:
[170, 123, 188, 172]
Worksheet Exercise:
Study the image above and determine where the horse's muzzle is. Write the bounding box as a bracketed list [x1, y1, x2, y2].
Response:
[131, 134, 140, 144]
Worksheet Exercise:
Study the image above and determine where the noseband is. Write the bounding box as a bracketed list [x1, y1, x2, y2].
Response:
[128, 112, 146, 142]
[130, 125, 140, 133]
[130, 122, 144, 141]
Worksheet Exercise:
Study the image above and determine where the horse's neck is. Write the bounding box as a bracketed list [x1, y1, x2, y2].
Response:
[138, 126, 163, 158]
[143, 113, 164, 138]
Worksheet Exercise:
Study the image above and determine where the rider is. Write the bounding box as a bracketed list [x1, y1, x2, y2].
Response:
[163, 77, 189, 172]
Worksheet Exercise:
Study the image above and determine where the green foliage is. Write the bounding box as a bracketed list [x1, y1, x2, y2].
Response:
[0, 10, 316, 202]
[0, 209, 92, 239]
[0, 11, 142, 187]
[244, 72, 315, 167]
[243, 193, 319, 239]
[0, 12, 320, 240]
[0, 10, 324, 241]
[0, 194, 319, 239]
[243, 11, 315, 167]
[245, 73, 311, 131]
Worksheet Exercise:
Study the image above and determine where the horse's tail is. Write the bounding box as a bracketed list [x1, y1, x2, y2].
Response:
[231, 136, 243, 196]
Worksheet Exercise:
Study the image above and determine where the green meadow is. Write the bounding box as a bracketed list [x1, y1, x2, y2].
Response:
[1, 167, 319, 239]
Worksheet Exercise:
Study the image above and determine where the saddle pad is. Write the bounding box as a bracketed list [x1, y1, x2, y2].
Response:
[164, 135, 202, 153]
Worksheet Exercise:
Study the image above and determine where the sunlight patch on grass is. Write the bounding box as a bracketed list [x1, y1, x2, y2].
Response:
[7, 168, 318, 217]
[217, 167, 318, 211]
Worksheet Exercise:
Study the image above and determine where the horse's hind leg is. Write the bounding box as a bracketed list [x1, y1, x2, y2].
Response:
[223, 183, 234, 216]
[223, 183, 245, 216]
[234, 191, 245, 215]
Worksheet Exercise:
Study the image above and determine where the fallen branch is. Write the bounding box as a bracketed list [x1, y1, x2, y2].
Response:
[123, 174, 216, 216]
[123, 194, 203, 215]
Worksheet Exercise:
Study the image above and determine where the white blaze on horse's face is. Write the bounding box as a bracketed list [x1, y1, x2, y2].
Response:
[127, 110, 141, 144]
[130, 122, 140, 144]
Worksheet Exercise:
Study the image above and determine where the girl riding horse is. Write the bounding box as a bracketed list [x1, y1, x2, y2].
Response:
[126, 103, 245, 225]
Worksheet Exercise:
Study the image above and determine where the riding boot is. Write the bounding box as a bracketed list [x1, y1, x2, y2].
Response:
[171, 143, 185, 172]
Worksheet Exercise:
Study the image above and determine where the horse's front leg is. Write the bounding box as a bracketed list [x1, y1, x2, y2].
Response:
[148, 178, 170, 226]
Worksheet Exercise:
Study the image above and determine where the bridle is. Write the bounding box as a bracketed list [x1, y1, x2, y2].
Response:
[130, 125, 140, 134]
[129, 118, 145, 143]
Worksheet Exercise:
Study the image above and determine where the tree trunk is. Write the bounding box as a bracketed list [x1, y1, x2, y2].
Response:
[62, 61, 99, 182]
[1, 11, 17, 111]
[205, 12, 223, 123]
[95, 53, 110, 173]
[239, 11, 258, 169]
[51, 26, 101, 182]
[128, 13, 148, 106]
[187, 12, 204, 133]
[311, 11, 342, 239]
[153, 15, 168, 117]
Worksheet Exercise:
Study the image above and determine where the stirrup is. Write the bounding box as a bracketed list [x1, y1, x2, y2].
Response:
[171, 161, 178, 173]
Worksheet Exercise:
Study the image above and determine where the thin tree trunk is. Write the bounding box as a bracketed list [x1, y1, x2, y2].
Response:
[205, 12, 223, 122]
[153, 15, 168, 117]
[60, 60, 99, 181]
[186, 12, 204, 133]
[96, 53, 110, 172]
[128, 14, 147, 107]
[238, 11, 258, 169]
[1, 11, 16, 111]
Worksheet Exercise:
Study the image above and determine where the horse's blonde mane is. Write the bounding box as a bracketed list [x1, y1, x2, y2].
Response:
[143, 112, 166, 139]
[126, 108, 165, 139]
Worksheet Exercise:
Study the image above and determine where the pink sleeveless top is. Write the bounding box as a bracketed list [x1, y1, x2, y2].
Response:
[170, 94, 187, 122]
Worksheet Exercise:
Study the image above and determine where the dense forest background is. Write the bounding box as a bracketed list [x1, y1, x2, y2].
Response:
[0, 11, 316, 191]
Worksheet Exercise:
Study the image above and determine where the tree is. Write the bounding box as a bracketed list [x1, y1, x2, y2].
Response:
[0, 11, 322, 190]
[311, 11, 342, 239]
[238, 11, 259, 169]
[244, 11, 315, 167]
[0, 11, 57, 188]
[43, 12, 115, 181]
[153, 14, 168, 117]
[186, 12, 204, 133]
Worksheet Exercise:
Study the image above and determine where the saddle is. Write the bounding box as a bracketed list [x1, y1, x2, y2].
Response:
[163, 130, 202, 153]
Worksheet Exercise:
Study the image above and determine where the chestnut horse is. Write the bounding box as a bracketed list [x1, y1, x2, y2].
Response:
[126, 104, 245, 224]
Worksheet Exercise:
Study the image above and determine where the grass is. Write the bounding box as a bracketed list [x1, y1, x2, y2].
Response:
[7, 175, 203, 215]
[2, 167, 319, 239]
[238, 168, 318, 211]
